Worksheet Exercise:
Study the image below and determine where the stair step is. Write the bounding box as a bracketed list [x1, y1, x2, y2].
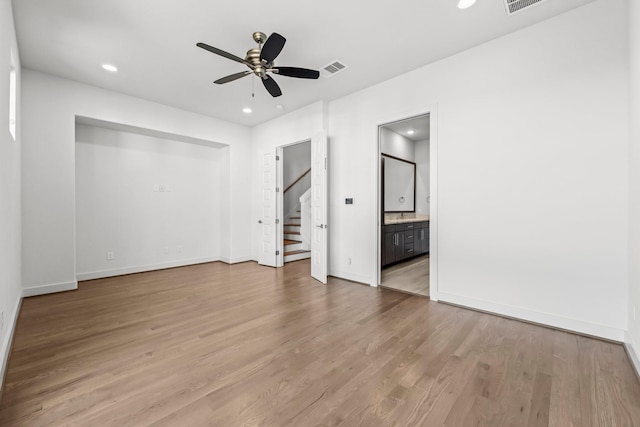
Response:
[284, 223, 301, 227]
[284, 239, 301, 245]
[284, 250, 311, 256]
[285, 231, 301, 236]
[289, 216, 301, 220]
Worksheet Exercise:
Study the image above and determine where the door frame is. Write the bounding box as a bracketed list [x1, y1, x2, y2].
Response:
[374, 105, 439, 301]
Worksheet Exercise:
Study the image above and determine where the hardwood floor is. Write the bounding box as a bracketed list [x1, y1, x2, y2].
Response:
[1, 259, 639, 426]
[381, 255, 429, 297]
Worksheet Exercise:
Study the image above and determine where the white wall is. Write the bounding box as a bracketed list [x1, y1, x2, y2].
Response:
[328, 0, 629, 340]
[414, 138, 430, 215]
[380, 127, 415, 161]
[250, 101, 325, 259]
[75, 125, 223, 279]
[0, 0, 21, 391]
[628, 0, 640, 371]
[21, 70, 252, 294]
[283, 140, 311, 217]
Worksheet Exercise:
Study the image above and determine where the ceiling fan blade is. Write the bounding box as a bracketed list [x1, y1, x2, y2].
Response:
[197, 42, 249, 66]
[262, 75, 282, 97]
[274, 67, 320, 79]
[214, 71, 252, 84]
[260, 33, 286, 63]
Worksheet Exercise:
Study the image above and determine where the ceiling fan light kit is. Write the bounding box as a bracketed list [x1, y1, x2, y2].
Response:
[197, 32, 320, 98]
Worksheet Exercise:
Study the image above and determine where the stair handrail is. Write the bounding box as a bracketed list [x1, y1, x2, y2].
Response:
[284, 168, 311, 194]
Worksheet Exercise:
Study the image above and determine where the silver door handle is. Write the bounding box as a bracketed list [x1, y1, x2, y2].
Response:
[258, 220, 263, 224]
[315, 224, 325, 229]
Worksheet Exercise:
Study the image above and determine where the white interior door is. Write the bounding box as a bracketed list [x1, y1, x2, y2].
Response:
[311, 131, 328, 283]
[258, 150, 277, 267]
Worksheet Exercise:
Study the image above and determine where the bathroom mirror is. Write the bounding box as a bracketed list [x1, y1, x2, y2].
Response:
[383, 155, 416, 212]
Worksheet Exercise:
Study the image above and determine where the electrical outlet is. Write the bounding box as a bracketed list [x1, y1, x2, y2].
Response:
[177, 245, 183, 253]
[347, 257, 351, 265]
[159, 185, 166, 192]
[153, 184, 159, 192]
[163, 246, 169, 254]
[106, 251, 114, 261]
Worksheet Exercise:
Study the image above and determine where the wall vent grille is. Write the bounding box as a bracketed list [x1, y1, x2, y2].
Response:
[321, 60, 348, 78]
[504, 0, 549, 15]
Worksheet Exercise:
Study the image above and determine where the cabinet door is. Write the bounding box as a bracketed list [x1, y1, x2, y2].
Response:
[384, 231, 396, 266]
[422, 225, 430, 254]
[414, 228, 421, 254]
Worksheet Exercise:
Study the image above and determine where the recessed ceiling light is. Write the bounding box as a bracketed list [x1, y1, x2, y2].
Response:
[242, 107, 252, 114]
[407, 130, 415, 135]
[102, 64, 118, 72]
[458, 0, 477, 9]
[276, 104, 284, 111]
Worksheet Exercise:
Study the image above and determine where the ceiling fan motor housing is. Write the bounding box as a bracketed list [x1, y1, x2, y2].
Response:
[245, 48, 268, 77]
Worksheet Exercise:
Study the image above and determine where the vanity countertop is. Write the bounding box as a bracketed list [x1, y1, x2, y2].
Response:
[384, 215, 430, 225]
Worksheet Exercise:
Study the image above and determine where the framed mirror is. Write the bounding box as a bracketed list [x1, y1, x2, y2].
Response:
[382, 154, 416, 212]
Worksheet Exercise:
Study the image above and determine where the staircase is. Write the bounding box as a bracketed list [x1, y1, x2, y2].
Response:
[284, 208, 311, 263]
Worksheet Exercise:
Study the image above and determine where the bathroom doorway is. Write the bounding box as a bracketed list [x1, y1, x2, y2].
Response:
[378, 114, 430, 297]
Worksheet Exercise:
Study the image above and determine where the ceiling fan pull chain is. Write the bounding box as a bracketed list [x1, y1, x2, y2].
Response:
[252, 75, 255, 98]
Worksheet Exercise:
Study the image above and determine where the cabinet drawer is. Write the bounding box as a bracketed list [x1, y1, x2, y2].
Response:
[398, 223, 417, 231]
[403, 231, 414, 241]
[404, 244, 415, 257]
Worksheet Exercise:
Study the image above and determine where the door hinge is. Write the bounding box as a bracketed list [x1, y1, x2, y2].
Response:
[276, 250, 280, 255]
[275, 219, 280, 224]
[324, 157, 327, 170]
[276, 187, 280, 192]
[276, 155, 280, 161]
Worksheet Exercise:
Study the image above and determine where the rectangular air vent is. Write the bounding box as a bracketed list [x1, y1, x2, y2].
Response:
[321, 60, 348, 78]
[504, 0, 549, 15]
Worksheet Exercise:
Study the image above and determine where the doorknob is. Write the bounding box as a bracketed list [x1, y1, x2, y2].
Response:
[258, 220, 263, 224]
[315, 224, 326, 229]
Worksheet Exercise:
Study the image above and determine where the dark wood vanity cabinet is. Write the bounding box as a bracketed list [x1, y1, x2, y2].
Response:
[382, 221, 429, 267]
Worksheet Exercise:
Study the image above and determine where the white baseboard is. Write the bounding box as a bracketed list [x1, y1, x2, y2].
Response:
[1, 296, 22, 394]
[22, 281, 78, 297]
[625, 332, 640, 379]
[329, 269, 372, 286]
[219, 256, 254, 264]
[76, 257, 219, 281]
[437, 292, 625, 342]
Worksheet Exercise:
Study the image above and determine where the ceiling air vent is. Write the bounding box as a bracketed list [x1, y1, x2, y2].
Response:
[504, 0, 549, 15]
[320, 60, 348, 78]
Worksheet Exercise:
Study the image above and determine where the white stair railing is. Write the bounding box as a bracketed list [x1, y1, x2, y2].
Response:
[299, 189, 311, 250]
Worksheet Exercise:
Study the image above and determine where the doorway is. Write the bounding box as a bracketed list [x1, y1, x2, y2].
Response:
[280, 140, 312, 264]
[257, 132, 329, 284]
[378, 114, 431, 297]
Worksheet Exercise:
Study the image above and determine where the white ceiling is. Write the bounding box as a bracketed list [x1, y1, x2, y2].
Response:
[383, 114, 430, 142]
[12, 0, 595, 127]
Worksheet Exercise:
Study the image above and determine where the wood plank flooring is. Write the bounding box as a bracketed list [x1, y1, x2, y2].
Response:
[1, 259, 639, 426]
[381, 255, 429, 297]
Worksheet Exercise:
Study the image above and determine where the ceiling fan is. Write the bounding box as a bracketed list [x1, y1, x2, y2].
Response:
[196, 32, 320, 98]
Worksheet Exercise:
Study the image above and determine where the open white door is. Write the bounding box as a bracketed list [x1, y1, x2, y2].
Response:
[258, 150, 277, 267]
[311, 131, 328, 284]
